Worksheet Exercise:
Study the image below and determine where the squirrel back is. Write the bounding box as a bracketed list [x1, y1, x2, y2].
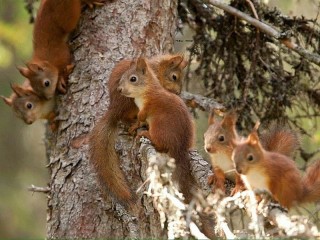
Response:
[1, 82, 55, 124]
[233, 129, 320, 209]
[89, 54, 188, 206]
[18, 0, 82, 99]
[117, 57, 196, 203]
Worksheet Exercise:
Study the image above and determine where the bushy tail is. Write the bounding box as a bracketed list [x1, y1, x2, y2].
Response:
[260, 123, 300, 157]
[300, 160, 320, 204]
[170, 149, 197, 204]
[89, 109, 134, 206]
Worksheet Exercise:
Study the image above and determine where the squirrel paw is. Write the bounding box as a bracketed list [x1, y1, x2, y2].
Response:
[136, 130, 151, 141]
[230, 184, 245, 196]
[128, 122, 140, 135]
[208, 174, 226, 194]
[57, 77, 67, 94]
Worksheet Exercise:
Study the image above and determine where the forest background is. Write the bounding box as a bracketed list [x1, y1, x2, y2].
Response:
[0, 0, 319, 238]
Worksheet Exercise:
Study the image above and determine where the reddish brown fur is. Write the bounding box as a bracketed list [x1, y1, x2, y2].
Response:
[1, 79, 56, 125]
[233, 131, 320, 209]
[260, 123, 300, 158]
[204, 113, 303, 196]
[18, 0, 92, 99]
[204, 111, 243, 195]
[89, 54, 188, 206]
[117, 57, 196, 203]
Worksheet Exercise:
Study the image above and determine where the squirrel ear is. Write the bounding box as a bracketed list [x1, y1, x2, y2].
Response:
[27, 63, 43, 73]
[65, 64, 75, 75]
[11, 83, 27, 97]
[179, 59, 188, 70]
[248, 131, 260, 145]
[221, 110, 238, 127]
[0, 95, 13, 106]
[169, 55, 188, 70]
[169, 56, 183, 68]
[18, 66, 33, 78]
[136, 58, 147, 75]
[208, 111, 215, 125]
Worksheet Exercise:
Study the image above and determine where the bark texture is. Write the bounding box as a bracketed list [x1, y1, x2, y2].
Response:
[46, 1, 178, 238]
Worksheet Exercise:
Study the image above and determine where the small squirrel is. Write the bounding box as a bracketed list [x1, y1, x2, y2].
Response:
[232, 128, 320, 209]
[117, 57, 196, 204]
[204, 111, 300, 195]
[89, 54, 188, 206]
[18, 0, 106, 99]
[1, 82, 56, 125]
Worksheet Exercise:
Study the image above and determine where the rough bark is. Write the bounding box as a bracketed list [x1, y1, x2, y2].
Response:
[46, 1, 178, 238]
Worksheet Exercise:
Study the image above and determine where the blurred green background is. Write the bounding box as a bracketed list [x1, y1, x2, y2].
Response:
[0, 0, 319, 238]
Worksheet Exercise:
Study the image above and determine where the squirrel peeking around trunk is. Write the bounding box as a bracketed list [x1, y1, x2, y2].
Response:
[116, 57, 197, 205]
[89, 54, 188, 208]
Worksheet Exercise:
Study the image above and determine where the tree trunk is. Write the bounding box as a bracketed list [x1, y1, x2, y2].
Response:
[46, 1, 178, 238]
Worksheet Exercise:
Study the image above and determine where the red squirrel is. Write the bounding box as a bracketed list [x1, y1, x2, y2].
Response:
[116, 57, 196, 204]
[1, 82, 55, 125]
[232, 128, 320, 209]
[89, 54, 188, 206]
[204, 111, 300, 195]
[18, 0, 106, 99]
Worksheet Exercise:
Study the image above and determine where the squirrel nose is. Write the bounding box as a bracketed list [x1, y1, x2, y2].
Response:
[117, 87, 123, 93]
[26, 119, 33, 125]
[236, 166, 242, 174]
[205, 146, 211, 153]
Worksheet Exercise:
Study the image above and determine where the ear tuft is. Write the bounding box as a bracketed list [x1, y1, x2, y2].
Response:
[18, 66, 32, 78]
[248, 131, 260, 145]
[137, 58, 147, 75]
[0, 95, 13, 106]
[222, 110, 238, 127]
[169, 56, 183, 68]
[10, 83, 27, 97]
[208, 110, 215, 125]
[27, 63, 43, 73]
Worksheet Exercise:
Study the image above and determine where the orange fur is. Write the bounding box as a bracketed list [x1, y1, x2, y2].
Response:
[204, 112, 301, 196]
[117, 57, 196, 203]
[1, 81, 56, 125]
[89, 54, 188, 207]
[233, 130, 320, 209]
[18, 0, 82, 99]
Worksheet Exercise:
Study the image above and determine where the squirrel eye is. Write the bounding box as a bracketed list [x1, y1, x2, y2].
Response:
[130, 76, 137, 82]
[218, 135, 225, 142]
[247, 154, 254, 161]
[44, 80, 50, 87]
[26, 102, 33, 109]
[171, 74, 177, 81]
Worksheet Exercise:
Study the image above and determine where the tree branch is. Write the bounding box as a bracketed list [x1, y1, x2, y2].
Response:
[206, 0, 320, 66]
[181, 91, 225, 112]
[28, 184, 50, 193]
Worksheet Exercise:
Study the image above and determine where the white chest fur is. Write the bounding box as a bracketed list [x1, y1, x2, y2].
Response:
[134, 97, 144, 110]
[210, 152, 234, 173]
[241, 169, 269, 192]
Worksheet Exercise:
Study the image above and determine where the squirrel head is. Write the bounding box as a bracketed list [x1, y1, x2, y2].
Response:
[117, 57, 158, 98]
[232, 126, 264, 175]
[8, 83, 45, 124]
[204, 110, 238, 156]
[18, 61, 59, 100]
[156, 54, 188, 95]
